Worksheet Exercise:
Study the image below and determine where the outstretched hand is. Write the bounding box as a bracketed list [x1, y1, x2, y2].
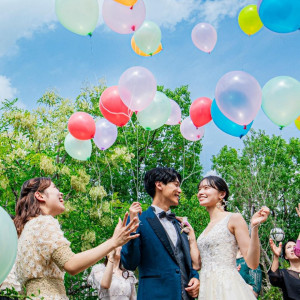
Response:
[269, 238, 282, 257]
[112, 212, 140, 247]
[251, 206, 270, 227]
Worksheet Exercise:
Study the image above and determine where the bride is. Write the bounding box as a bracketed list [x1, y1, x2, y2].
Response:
[184, 175, 269, 300]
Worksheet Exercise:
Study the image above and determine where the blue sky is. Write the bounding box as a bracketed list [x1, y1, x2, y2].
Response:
[0, 0, 299, 173]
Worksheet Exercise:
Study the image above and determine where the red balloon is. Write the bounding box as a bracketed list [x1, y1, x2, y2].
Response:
[68, 112, 96, 140]
[99, 86, 133, 127]
[190, 97, 212, 127]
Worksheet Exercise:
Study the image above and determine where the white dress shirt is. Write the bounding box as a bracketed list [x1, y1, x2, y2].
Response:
[151, 205, 178, 246]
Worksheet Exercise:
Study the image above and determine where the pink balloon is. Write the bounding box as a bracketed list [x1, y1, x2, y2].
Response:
[180, 117, 205, 141]
[102, 0, 146, 34]
[118, 66, 156, 112]
[93, 118, 118, 150]
[165, 99, 181, 125]
[215, 71, 262, 126]
[191, 23, 217, 53]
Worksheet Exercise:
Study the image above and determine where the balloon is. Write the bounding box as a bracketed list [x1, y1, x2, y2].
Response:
[137, 91, 171, 130]
[295, 116, 300, 130]
[68, 112, 96, 140]
[257, 0, 300, 33]
[93, 119, 118, 150]
[180, 117, 205, 141]
[215, 71, 262, 126]
[133, 21, 162, 55]
[102, 0, 145, 34]
[190, 97, 212, 128]
[238, 5, 263, 35]
[118, 66, 157, 112]
[99, 86, 133, 127]
[211, 99, 253, 138]
[131, 36, 162, 57]
[64, 133, 92, 160]
[114, 0, 137, 6]
[166, 99, 181, 125]
[55, 0, 99, 36]
[191, 23, 217, 53]
[262, 76, 300, 128]
[0, 207, 18, 285]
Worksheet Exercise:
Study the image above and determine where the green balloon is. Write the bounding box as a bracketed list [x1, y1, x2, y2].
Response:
[64, 133, 92, 160]
[262, 76, 300, 128]
[133, 21, 162, 55]
[0, 207, 18, 285]
[137, 91, 171, 130]
[55, 0, 99, 36]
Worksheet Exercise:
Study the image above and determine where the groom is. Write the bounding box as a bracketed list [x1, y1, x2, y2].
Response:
[121, 167, 200, 299]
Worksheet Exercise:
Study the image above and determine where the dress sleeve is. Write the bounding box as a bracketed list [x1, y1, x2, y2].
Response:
[268, 268, 284, 288]
[35, 216, 74, 270]
[87, 264, 106, 291]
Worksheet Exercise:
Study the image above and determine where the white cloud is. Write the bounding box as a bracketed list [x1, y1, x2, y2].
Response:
[0, 75, 17, 102]
[195, 0, 253, 27]
[0, 0, 56, 57]
[0, 0, 253, 57]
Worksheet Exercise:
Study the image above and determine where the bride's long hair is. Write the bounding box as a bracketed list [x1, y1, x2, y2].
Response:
[14, 177, 52, 236]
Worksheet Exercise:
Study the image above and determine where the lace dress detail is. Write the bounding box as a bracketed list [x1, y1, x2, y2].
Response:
[15, 215, 75, 299]
[88, 264, 137, 300]
[197, 213, 256, 300]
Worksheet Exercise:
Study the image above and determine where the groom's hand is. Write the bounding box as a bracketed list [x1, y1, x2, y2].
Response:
[129, 202, 142, 224]
[185, 278, 200, 298]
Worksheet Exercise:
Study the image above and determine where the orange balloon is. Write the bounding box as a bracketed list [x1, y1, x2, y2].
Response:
[113, 0, 137, 7]
[295, 116, 300, 130]
[131, 36, 162, 57]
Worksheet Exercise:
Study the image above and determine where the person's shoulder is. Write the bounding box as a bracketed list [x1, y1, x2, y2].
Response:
[90, 263, 106, 273]
[229, 212, 245, 222]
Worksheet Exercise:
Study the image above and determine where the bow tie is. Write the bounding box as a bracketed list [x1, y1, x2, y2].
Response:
[158, 211, 176, 221]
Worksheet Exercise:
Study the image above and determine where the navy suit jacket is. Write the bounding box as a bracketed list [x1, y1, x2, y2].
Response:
[121, 207, 199, 300]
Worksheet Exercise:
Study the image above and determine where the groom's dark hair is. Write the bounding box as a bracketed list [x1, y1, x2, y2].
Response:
[144, 167, 181, 198]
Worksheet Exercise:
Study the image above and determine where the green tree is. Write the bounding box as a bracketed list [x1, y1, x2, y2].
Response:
[0, 84, 207, 298]
[212, 130, 300, 299]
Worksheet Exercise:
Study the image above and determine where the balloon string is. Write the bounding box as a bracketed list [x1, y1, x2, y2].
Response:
[103, 151, 114, 223]
[122, 125, 139, 200]
[136, 121, 139, 202]
[99, 97, 132, 118]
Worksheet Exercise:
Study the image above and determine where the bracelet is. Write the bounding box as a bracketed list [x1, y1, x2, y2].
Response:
[108, 259, 114, 264]
[251, 223, 260, 230]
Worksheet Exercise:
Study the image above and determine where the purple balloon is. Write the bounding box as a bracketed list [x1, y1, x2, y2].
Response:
[165, 99, 181, 125]
[102, 0, 146, 34]
[191, 23, 217, 53]
[118, 66, 157, 112]
[180, 116, 205, 141]
[93, 118, 118, 150]
[215, 71, 262, 126]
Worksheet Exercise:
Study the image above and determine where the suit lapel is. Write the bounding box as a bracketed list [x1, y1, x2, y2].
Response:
[146, 208, 177, 263]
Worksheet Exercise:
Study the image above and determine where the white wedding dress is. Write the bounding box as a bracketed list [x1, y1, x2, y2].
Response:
[197, 213, 256, 300]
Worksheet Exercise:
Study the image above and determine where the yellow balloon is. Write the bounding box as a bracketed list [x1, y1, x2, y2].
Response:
[238, 5, 263, 36]
[295, 116, 300, 130]
[131, 36, 162, 57]
[113, 0, 137, 7]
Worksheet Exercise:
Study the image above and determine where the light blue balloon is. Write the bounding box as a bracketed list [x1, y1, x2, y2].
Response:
[0, 207, 18, 285]
[258, 0, 300, 33]
[262, 76, 300, 128]
[64, 133, 92, 160]
[211, 99, 253, 138]
[137, 91, 171, 130]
